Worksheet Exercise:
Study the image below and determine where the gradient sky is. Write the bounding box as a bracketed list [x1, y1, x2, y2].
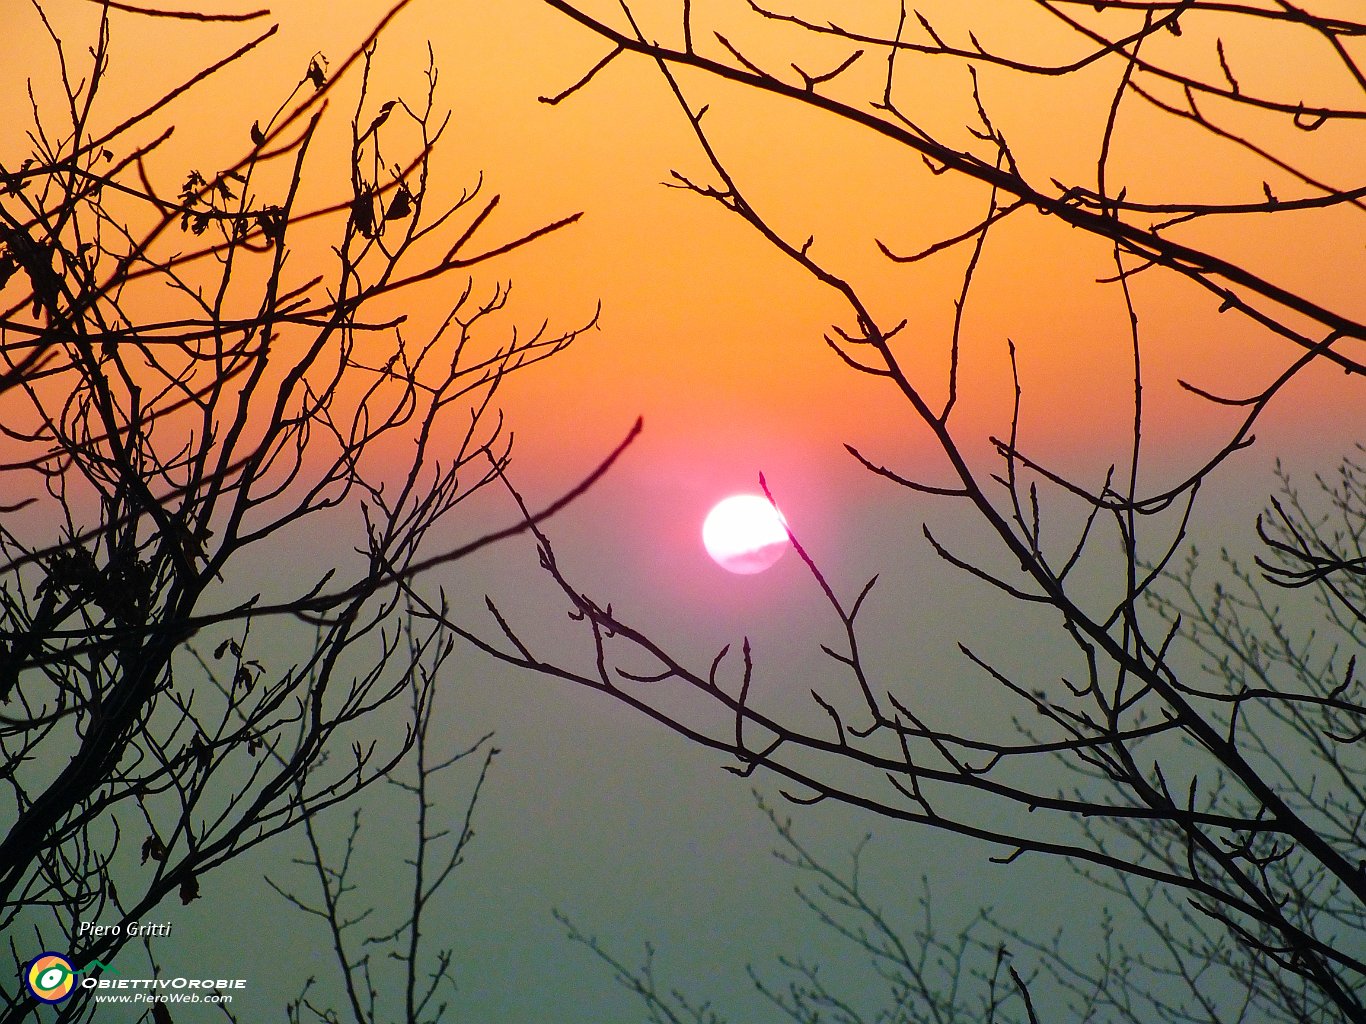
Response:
[4, 1, 1363, 1021]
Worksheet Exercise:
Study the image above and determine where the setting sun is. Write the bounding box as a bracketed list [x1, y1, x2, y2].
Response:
[702, 494, 789, 574]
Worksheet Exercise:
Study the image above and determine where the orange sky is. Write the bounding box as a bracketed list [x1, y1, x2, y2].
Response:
[6, 1, 1358, 490]
[3, 0, 1361, 584]
[2, 2, 1358, 633]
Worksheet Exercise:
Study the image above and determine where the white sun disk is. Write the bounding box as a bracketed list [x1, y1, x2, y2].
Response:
[703, 494, 789, 575]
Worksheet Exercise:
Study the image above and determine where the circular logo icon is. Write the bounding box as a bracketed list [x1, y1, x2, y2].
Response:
[25, 953, 76, 1003]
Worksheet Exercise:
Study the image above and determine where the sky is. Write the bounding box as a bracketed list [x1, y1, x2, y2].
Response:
[4, 1, 1363, 1022]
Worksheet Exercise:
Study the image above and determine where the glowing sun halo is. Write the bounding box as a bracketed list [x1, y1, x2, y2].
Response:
[703, 494, 789, 575]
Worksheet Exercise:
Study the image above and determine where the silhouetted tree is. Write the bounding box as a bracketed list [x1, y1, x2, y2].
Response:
[430, 3, 1365, 1021]
[566, 452, 1366, 1023]
[0, 4, 617, 1021]
[268, 613, 499, 1024]
[562, 793, 1039, 1024]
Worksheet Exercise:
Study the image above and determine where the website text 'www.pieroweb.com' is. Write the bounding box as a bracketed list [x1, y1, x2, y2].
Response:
[85, 977, 243, 1005]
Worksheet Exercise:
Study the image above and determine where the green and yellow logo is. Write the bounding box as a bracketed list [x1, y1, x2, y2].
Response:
[25, 953, 76, 1003]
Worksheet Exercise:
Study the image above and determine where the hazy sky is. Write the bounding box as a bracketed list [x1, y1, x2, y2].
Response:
[5, 1, 1362, 1021]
